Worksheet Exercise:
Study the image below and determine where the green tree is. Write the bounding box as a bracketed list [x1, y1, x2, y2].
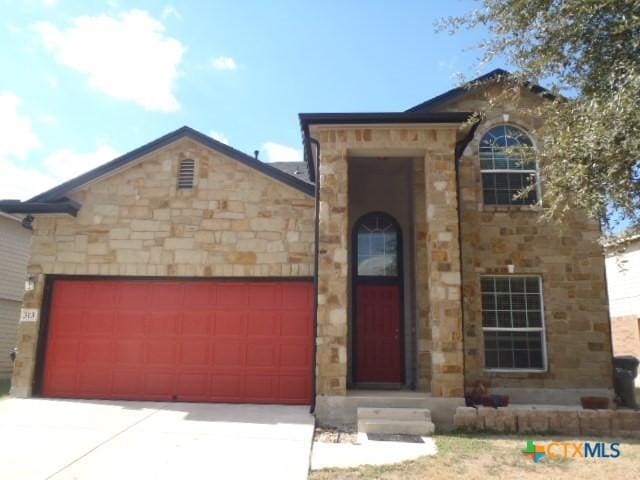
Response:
[441, 0, 640, 235]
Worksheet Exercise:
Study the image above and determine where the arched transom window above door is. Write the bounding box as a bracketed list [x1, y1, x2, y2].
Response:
[355, 212, 399, 277]
[480, 125, 538, 205]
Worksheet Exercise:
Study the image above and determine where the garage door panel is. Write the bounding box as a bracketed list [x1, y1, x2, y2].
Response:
[42, 279, 312, 405]
[78, 369, 112, 395]
[246, 343, 277, 368]
[281, 311, 311, 337]
[216, 284, 249, 307]
[47, 339, 79, 366]
[114, 311, 146, 336]
[120, 282, 152, 308]
[180, 312, 212, 335]
[178, 341, 210, 366]
[280, 343, 311, 368]
[210, 374, 243, 399]
[212, 342, 245, 367]
[145, 341, 176, 365]
[79, 340, 113, 365]
[215, 311, 246, 336]
[247, 311, 279, 337]
[84, 311, 114, 335]
[50, 309, 84, 336]
[244, 375, 277, 400]
[183, 283, 216, 307]
[114, 340, 144, 365]
[112, 370, 143, 395]
[249, 284, 282, 309]
[279, 375, 310, 401]
[144, 372, 175, 396]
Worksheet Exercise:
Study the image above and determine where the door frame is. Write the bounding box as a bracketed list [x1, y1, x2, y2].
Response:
[350, 211, 405, 387]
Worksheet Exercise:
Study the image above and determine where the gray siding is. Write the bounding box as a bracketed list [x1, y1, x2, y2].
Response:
[0, 214, 30, 380]
[0, 215, 30, 301]
[0, 299, 20, 379]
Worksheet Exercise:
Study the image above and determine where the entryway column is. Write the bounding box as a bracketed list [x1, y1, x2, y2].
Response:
[423, 130, 465, 397]
[316, 147, 349, 396]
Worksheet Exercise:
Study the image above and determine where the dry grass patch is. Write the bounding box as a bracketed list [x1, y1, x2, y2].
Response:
[310, 433, 640, 480]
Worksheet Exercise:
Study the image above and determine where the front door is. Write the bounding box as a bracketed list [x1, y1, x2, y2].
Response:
[353, 212, 403, 384]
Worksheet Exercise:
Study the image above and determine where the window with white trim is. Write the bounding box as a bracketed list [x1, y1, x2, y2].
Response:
[177, 159, 196, 189]
[481, 276, 546, 370]
[480, 125, 538, 205]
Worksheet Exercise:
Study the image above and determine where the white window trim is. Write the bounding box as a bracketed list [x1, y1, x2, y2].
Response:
[480, 274, 548, 373]
[479, 123, 542, 205]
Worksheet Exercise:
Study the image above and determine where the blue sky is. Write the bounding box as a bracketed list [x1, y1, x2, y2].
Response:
[0, 0, 502, 200]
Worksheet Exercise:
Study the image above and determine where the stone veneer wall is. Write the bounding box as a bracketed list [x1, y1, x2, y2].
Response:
[312, 125, 465, 399]
[442, 91, 613, 392]
[11, 137, 315, 396]
[454, 405, 640, 438]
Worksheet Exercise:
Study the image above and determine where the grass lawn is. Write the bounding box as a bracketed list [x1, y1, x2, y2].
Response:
[310, 434, 640, 480]
[0, 379, 10, 398]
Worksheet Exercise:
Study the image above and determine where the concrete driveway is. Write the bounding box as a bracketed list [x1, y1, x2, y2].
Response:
[0, 398, 315, 480]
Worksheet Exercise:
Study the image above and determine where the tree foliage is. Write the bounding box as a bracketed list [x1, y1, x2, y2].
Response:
[441, 0, 640, 234]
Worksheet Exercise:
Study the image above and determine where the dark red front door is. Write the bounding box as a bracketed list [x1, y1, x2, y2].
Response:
[355, 284, 402, 382]
[353, 212, 403, 384]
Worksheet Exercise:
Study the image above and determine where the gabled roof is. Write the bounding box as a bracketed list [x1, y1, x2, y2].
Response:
[406, 68, 555, 113]
[27, 126, 314, 204]
[269, 162, 312, 184]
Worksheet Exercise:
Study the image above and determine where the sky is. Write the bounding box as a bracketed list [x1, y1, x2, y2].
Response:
[0, 0, 502, 200]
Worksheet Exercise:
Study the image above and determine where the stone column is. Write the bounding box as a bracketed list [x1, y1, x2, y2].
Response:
[315, 148, 349, 396]
[424, 131, 465, 397]
[10, 272, 46, 397]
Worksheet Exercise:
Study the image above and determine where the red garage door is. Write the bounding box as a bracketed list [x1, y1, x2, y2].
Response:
[41, 279, 313, 404]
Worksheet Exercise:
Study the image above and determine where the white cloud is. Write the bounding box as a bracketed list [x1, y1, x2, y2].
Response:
[33, 9, 185, 112]
[38, 113, 57, 125]
[0, 91, 121, 200]
[260, 142, 302, 163]
[43, 0, 58, 7]
[0, 143, 120, 200]
[161, 5, 181, 20]
[0, 91, 40, 161]
[43, 143, 119, 182]
[208, 130, 229, 145]
[211, 56, 237, 71]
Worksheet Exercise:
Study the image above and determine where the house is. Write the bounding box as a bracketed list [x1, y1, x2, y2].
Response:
[0, 70, 613, 428]
[605, 233, 640, 385]
[0, 213, 31, 381]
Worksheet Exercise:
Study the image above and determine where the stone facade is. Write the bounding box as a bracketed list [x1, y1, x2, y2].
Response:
[311, 125, 465, 399]
[454, 405, 640, 438]
[11, 137, 314, 396]
[448, 91, 613, 393]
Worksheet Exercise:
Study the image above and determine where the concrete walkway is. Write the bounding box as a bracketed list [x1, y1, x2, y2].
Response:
[0, 398, 314, 480]
[311, 434, 437, 470]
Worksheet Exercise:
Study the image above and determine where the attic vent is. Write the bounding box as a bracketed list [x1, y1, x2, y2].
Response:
[177, 159, 195, 189]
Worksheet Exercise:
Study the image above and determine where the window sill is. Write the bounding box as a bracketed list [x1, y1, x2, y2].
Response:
[483, 368, 547, 374]
[480, 205, 543, 213]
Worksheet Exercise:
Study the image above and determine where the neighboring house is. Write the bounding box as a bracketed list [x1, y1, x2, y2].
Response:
[605, 234, 640, 384]
[0, 213, 30, 380]
[0, 70, 613, 428]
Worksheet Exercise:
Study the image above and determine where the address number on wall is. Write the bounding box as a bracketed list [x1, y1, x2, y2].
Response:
[20, 308, 39, 323]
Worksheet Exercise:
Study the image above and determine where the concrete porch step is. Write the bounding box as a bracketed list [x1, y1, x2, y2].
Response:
[357, 407, 435, 435]
[358, 407, 432, 422]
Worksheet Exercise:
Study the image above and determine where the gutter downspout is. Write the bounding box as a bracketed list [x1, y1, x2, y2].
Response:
[306, 136, 321, 414]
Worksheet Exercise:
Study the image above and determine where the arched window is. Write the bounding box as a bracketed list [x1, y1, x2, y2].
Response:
[480, 125, 537, 205]
[177, 159, 196, 189]
[355, 212, 399, 277]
